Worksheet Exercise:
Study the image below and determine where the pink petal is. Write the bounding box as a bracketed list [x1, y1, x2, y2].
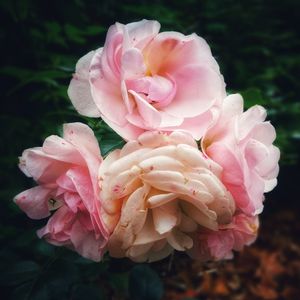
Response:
[121, 48, 146, 79]
[14, 186, 51, 219]
[68, 50, 101, 117]
[37, 206, 73, 243]
[90, 50, 128, 127]
[222, 94, 244, 120]
[164, 64, 223, 118]
[207, 231, 234, 259]
[42, 135, 84, 165]
[123, 19, 160, 50]
[138, 131, 170, 147]
[148, 75, 175, 103]
[164, 108, 216, 140]
[244, 139, 269, 169]
[63, 192, 81, 213]
[251, 122, 276, 145]
[19, 147, 70, 183]
[63, 123, 102, 194]
[159, 111, 183, 127]
[101, 114, 144, 141]
[100, 28, 122, 81]
[206, 142, 243, 186]
[256, 145, 280, 179]
[121, 80, 135, 114]
[128, 90, 161, 128]
[168, 131, 198, 148]
[146, 31, 220, 75]
[70, 220, 106, 262]
[56, 172, 76, 193]
[264, 178, 278, 192]
[238, 105, 267, 141]
[65, 166, 94, 212]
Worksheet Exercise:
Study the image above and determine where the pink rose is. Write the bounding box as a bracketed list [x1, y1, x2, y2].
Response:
[99, 131, 235, 262]
[191, 214, 258, 260]
[202, 94, 280, 215]
[68, 19, 225, 140]
[14, 123, 108, 261]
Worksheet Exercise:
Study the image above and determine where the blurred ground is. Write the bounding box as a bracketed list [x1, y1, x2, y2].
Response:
[154, 208, 300, 300]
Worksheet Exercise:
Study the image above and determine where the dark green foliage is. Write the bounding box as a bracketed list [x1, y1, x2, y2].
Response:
[89, 120, 126, 156]
[0, 0, 299, 299]
[129, 265, 164, 300]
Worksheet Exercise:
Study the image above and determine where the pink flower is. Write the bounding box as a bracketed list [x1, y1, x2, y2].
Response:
[14, 123, 108, 261]
[202, 94, 280, 215]
[68, 19, 225, 140]
[99, 131, 235, 262]
[191, 214, 258, 260]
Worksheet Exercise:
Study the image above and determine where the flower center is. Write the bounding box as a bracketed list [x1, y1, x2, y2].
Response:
[126, 74, 176, 109]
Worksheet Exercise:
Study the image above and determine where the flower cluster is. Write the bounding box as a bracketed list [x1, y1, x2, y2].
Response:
[15, 20, 279, 262]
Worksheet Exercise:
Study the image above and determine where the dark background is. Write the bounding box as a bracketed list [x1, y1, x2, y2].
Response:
[1, 0, 300, 299]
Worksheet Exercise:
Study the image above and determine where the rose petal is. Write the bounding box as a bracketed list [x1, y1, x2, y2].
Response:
[164, 64, 223, 118]
[14, 186, 51, 219]
[68, 50, 101, 117]
[152, 201, 179, 234]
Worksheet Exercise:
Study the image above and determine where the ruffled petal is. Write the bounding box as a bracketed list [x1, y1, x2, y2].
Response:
[14, 186, 51, 219]
[68, 50, 101, 117]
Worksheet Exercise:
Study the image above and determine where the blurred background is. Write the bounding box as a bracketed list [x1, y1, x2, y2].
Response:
[0, 0, 300, 299]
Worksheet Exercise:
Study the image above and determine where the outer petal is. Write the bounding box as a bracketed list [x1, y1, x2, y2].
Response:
[90, 50, 128, 127]
[68, 50, 101, 117]
[63, 123, 102, 194]
[146, 32, 220, 74]
[123, 19, 161, 50]
[19, 147, 69, 183]
[14, 186, 51, 219]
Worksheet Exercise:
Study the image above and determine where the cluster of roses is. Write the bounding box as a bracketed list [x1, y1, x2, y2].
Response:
[15, 20, 279, 263]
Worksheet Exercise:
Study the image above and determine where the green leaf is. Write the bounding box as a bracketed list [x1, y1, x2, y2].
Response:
[71, 285, 105, 300]
[35, 241, 56, 257]
[109, 272, 129, 297]
[85, 25, 106, 35]
[240, 87, 267, 108]
[0, 261, 39, 286]
[64, 24, 86, 44]
[91, 120, 125, 156]
[28, 258, 80, 300]
[129, 265, 164, 300]
[12, 281, 50, 300]
[100, 137, 125, 157]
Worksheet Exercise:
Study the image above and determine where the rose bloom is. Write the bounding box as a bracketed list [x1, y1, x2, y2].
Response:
[68, 19, 225, 140]
[99, 131, 235, 262]
[14, 123, 108, 261]
[190, 214, 258, 260]
[202, 94, 280, 216]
